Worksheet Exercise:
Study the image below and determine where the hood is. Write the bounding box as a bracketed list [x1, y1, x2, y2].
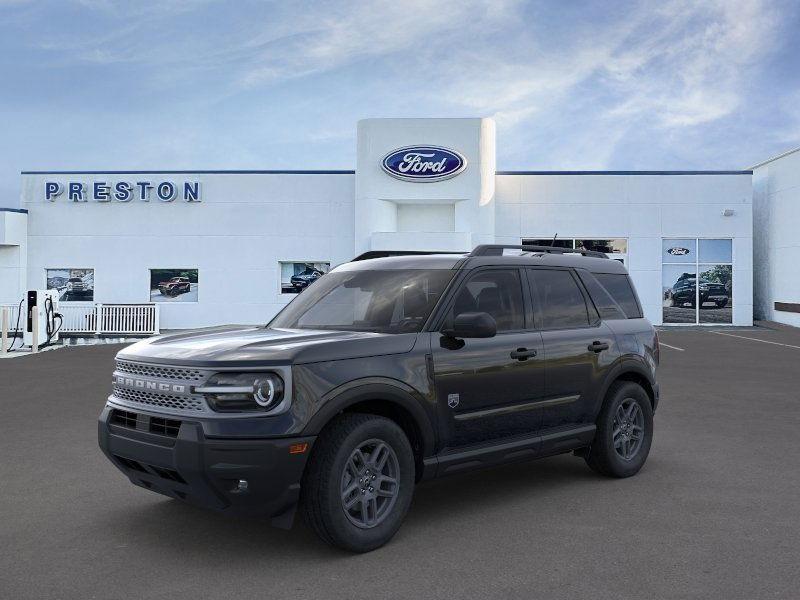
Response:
[117, 325, 418, 367]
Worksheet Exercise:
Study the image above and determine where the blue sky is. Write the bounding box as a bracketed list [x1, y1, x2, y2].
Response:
[2, 0, 799, 208]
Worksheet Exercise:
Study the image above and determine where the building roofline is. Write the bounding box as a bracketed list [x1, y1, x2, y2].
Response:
[20, 169, 356, 175]
[0, 207, 27, 214]
[21, 169, 753, 176]
[496, 170, 752, 176]
[748, 146, 800, 170]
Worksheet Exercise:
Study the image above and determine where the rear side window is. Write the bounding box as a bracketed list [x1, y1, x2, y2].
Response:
[576, 271, 627, 320]
[528, 269, 590, 329]
[594, 273, 643, 319]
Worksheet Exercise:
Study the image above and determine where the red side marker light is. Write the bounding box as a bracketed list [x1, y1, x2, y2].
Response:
[289, 443, 308, 455]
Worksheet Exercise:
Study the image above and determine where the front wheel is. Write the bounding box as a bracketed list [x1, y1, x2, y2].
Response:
[585, 381, 653, 478]
[301, 413, 415, 552]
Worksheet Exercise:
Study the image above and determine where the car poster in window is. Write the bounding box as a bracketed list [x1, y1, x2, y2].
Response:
[150, 269, 198, 302]
[662, 265, 698, 324]
[280, 262, 330, 294]
[46, 268, 94, 302]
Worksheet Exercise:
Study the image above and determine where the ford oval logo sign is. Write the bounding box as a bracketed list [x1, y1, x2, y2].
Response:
[381, 145, 467, 182]
[667, 247, 691, 256]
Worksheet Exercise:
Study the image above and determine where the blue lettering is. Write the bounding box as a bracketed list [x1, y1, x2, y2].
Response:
[93, 181, 110, 202]
[45, 182, 63, 201]
[136, 181, 152, 201]
[114, 182, 133, 202]
[157, 181, 176, 202]
[68, 182, 85, 202]
[183, 181, 201, 202]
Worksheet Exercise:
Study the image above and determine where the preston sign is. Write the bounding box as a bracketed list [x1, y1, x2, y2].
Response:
[44, 180, 201, 203]
[381, 145, 467, 182]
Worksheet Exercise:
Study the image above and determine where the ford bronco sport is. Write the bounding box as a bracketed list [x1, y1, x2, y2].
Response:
[158, 276, 191, 297]
[290, 266, 325, 290]
[99, 245, 659, 552]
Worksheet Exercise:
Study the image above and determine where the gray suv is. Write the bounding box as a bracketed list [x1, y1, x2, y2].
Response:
[99, 245, 659, 552]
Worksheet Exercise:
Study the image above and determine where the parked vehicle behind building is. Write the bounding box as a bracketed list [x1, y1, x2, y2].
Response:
[99, 245, 659, 552]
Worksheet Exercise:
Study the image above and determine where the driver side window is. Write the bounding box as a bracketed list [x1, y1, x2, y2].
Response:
[444, 269, 525, 332]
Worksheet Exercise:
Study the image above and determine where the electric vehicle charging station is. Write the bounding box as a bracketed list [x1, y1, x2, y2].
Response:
[23, 289, 62, 349]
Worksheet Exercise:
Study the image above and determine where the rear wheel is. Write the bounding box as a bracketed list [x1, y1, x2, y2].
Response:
[301, 413, 415, 552]
[585, 381, 653, 478]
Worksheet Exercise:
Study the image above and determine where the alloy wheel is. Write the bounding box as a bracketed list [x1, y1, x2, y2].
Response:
[612, 398, 645, 461]
[340, 439, 400, 529]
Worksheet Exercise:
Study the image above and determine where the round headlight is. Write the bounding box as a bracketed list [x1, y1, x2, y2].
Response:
[198, 372, 285, 412]
[254, 375, 284, 408]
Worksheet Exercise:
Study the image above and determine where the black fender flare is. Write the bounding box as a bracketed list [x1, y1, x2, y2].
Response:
[597, 357, 656, 409]
[301, 378, 436, 458]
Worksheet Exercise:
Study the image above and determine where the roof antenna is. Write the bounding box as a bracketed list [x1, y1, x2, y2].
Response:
[551, 233, 558, 246]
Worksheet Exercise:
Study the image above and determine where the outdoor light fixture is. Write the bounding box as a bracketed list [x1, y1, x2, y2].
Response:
[722, 209, 735, 217]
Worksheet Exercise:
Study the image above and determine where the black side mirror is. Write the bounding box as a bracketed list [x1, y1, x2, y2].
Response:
[442, 312, 497, 339]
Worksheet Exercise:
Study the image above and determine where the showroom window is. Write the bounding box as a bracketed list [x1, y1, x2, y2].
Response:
[522, 238, 628, 264]
[662, 239, 732, 325]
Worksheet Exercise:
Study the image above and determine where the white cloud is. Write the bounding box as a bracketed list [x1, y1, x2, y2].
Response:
[238, 0, 520, 87]
[1, 0, 796, 182]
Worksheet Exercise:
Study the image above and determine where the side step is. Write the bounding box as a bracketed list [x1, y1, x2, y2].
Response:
[427, 424, 596, 478]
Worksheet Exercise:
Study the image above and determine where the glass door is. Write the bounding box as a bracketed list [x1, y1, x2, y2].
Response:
[662, 239, 732, 325]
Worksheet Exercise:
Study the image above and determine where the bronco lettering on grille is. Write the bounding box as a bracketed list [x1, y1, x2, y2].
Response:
[115, 375, 186, 394]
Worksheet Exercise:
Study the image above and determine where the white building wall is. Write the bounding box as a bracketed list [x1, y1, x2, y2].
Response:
[17, 118, 756, 330]
[21, 173, 355, 329]
[753, 149, 800, 327]
[495, 173, 753, 326]
[0, 210, 28, 305]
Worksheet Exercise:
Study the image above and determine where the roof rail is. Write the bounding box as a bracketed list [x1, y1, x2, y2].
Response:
[351, 250, 464, 262]
[469, 244, 609, 259]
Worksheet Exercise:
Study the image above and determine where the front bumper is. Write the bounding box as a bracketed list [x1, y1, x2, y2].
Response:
[98, 404, 315, 527]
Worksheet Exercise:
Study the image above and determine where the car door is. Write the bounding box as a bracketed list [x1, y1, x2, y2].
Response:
[526, 267, 618, 432]
[431, 267, 545, 449]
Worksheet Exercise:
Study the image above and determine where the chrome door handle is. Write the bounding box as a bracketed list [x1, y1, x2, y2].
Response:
[510, 348, 538, 361]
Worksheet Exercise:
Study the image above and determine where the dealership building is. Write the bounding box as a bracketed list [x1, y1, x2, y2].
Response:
[0, 117, 775, 333]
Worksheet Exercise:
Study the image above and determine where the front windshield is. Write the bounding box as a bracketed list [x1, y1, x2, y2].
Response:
[269, 269, 456, 334]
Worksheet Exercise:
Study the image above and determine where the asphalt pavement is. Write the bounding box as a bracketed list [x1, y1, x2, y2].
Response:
[1, 325, 799, 599]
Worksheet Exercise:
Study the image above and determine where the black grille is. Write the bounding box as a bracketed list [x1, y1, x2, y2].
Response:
[113, 454, 147, 473]
[110, 409, 138, 429]
[149, 465, 186, 483]
[113, 455, 186, 484]
[150, 416, 181, 437]
[109, 409, 182, 438]
[115, 360, 205, 381]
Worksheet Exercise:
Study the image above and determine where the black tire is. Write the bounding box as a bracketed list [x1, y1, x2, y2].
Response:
[585, 381, 653, 478]
[301, 413, 415, 553]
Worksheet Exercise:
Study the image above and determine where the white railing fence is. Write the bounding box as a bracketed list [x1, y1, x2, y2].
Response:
[0, 302, 22, 333]
[60, 303, 97, 333]
[98, 304, 160, 334]
[0, 302, 159, 335]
